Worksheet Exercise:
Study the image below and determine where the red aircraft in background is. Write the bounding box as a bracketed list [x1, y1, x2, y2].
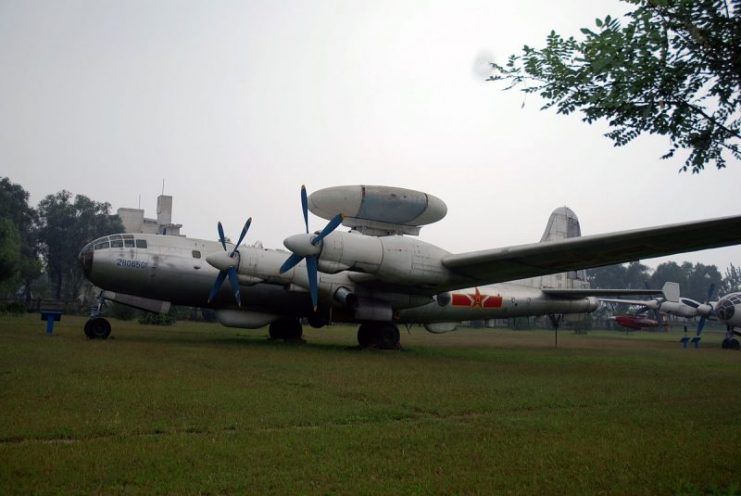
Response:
[609, 314, 660, 330]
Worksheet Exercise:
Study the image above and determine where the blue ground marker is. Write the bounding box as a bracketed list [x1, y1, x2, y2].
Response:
[40, 311, 62, 335]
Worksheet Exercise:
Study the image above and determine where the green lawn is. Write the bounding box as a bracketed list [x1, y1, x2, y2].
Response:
[1, 315, 739, 495]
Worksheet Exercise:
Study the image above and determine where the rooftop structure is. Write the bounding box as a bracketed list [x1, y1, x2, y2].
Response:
[117, 195, 183, 236]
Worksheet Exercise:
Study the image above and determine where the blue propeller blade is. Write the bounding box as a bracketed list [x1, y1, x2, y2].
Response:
[280, 186, 345, 311]
[227, 267, 241, 306]
[312, 213, 343, 246]
[279, 253, 303, 274]
[306, 255, 319, 310]
[217, 222, 227, 251]
[301, 185, 309, 233]
[230, 217, 252, 256]
[696, 283, 716, 336]
[207, 270, 228, 303]
[696, 316, 707, 335]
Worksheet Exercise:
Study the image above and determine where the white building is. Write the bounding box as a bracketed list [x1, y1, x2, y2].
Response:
[117, 195, 183, 236]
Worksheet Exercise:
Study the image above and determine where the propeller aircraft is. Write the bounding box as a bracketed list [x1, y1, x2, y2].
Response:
[602, 283, 741, 348]
[78, 185, 741, 349]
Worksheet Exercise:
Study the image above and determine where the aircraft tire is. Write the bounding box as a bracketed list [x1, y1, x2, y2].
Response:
[86, 318, 111, 340]
[284, 319, 303, 341]
[357, 323, 400, 349]
[268, 321, 283, 340]
[357, 324, 373, 348]
[729, 338, 740, 350]
[378, 323, 401, 350]
[269, 318, 303, 341]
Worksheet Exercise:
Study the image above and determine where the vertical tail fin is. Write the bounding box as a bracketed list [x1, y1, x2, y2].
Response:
[540, 206, 582, 241]
[522, 207, 588, 289]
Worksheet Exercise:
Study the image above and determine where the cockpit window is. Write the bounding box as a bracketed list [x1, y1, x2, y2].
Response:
[94, 241, 110, 250]
[122, 234, 134, 240]
[136, 239, 147, 249]
[124, 239, 135, 248]
[110, 240, 123, 248]
[110, 234, 122, 241]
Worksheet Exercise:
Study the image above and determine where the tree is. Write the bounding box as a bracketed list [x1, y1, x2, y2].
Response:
[649, 261, 688, 290]
[0, 177, 40, 299]
[588, 261, 651, 289]
[489, 0, 740, 172]
[38, 191, 124, 301]
[721, 263, 741, 293]
[0, 219, 20, 284]
[684, 262, 722, 301]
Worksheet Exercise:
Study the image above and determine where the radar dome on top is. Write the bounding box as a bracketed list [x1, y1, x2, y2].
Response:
[308, 185, 447, 236]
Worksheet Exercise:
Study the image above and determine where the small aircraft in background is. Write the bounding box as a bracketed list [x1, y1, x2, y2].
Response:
[603, 282, 741, 348]
[609, 314, 661, 331]
[78, 184, 741, 349]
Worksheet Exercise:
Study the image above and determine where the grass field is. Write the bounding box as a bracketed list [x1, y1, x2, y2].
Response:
[1, 314, 740, 495]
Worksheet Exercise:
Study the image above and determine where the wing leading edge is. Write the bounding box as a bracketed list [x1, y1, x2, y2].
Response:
[442, 215, 741, 286]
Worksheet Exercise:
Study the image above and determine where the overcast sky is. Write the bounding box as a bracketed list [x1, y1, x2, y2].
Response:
[1, 0, 739, 273]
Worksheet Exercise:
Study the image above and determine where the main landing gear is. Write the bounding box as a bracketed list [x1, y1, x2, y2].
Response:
[357, 322, 401, 350]
[268, 318, 304, 341]
[721, 326, 740, 350]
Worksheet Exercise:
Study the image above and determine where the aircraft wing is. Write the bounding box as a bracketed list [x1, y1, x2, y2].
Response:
[442, 214, 741, 287]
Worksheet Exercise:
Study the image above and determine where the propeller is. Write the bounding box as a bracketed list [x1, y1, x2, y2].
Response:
[206, 218, 252, 306]
[695, 283, 716, 336]
[279, 185, 343, 310]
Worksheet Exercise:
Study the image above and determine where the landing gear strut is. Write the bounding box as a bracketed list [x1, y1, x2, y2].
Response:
[357, 322, 401, 350]
[548, 314, 563, 348]
[84, 293, 111, 339]
[269, 318, 304, 341]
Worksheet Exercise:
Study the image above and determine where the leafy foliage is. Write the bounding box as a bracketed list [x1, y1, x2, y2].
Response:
[589, 259, 727, 301]
[37, 191, 124, 300]
[721, 263, 741, 293]
[0, 219, 21, 284]
[0, 178, 40, 298]
[489, 0, 740, 172]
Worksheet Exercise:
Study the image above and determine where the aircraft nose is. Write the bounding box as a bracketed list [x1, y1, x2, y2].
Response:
[78, 243, 94, 279]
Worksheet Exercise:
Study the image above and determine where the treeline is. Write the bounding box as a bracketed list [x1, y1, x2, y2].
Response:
[588, 261, 741, 302]
[0, 177, 123, 305]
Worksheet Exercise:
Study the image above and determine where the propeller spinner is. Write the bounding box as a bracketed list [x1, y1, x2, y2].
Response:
[206, 218, 252, 306]
[279, 185, 343, 310]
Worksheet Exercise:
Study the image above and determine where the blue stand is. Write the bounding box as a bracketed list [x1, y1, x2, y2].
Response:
[680, 336, 690, 349]
[40, 311, 62, 335]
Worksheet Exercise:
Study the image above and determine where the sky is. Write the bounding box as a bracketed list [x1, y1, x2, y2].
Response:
[1, 0, 739, 273]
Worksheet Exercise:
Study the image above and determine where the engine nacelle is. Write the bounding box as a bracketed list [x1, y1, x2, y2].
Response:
[333, 287, 392, 321]
[216, 309, 280, 329]
[659, 301, 697, 318]
[319, 231, 452, 286]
